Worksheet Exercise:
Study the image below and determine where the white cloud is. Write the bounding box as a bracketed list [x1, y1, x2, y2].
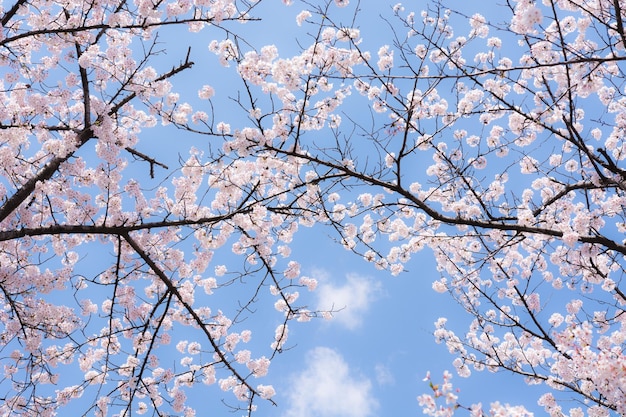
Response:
[315, 273, 381, 329]
[374, 363, 395, 386]
[283, 347, 378, 417]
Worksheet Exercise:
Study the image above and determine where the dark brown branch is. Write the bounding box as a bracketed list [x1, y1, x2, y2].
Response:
[0, 126, 94, 224]
[0, 212, 244, 242]
[1, 0, 28, 26]
[613, 0, 626, 50]
[70, 11, 92, 134]
[0, 17, 259, 47]
[125, 147, 169, 178]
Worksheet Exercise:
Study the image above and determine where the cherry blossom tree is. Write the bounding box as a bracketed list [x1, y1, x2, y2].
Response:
[1, 0, 626, 415]
[0, 0, 301, 415]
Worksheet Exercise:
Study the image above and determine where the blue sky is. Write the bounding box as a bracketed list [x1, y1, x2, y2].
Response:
[261, 224, 546, 417]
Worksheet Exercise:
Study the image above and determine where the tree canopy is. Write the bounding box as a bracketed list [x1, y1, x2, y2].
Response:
[0, 0, 625, 416]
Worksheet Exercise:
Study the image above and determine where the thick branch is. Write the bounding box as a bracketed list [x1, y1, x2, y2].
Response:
[1, 0, 28, 26]
[0, 212, 244, 242]
[613, 0, 626, 50]
[0, 127, 94, 224]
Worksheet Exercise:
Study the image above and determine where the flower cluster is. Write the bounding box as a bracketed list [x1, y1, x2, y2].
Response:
[418, 372, 533, 417]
